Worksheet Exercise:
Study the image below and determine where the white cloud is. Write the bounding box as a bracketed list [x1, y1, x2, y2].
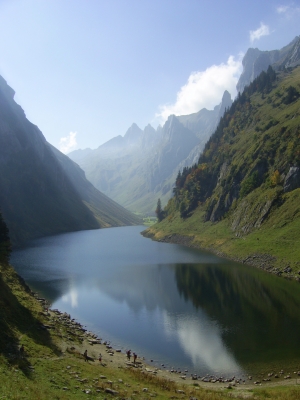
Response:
[276, 5, 289, 14]
[276, 4, 300, 17]
[59, 131, 77, 154]
[156, 55, 242, 123]
[249, 22, 270, 43]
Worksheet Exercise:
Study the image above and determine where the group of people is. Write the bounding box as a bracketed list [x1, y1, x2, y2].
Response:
[83, 348, 137, 364]
[126, 349, 137, 363]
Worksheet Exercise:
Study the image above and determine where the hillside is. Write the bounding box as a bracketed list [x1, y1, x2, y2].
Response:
[0, 75, 140, 247]
[144, 66, 300, 277]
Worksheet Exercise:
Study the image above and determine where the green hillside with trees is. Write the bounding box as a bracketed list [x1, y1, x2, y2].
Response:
[146, 66, 300, 278]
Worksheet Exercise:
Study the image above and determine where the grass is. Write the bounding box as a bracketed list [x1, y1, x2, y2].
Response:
[144, 190, 300, 277]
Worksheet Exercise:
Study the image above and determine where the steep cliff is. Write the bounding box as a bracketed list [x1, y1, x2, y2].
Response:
[237, 36, 300, 93]
[0, 75, 140, 247]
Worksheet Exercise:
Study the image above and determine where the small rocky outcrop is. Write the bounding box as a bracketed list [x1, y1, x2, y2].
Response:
[283, 166, 300, 193]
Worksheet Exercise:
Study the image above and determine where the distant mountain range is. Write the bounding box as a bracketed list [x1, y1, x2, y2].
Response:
[69, 36, 300, 216]
[69, 90, 233, 214]
[0, 76, 140, 247]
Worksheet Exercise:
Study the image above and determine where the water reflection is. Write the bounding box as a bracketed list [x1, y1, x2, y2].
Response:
[163, 312, 241, 374]
[11, 227, 300, 376]
[174, 263, 300, 366]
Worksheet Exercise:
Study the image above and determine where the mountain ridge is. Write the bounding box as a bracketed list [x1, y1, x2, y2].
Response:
[145, 65, 300, 275]
[68, 90, 232, 214]
[0, 75, 140, 247]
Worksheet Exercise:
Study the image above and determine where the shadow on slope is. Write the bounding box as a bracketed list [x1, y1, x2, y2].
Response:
[0, 263, 61, 377]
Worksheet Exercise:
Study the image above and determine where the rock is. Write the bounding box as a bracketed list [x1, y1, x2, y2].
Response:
[284, 166, 300, 193]
[105, 388, 119, 395]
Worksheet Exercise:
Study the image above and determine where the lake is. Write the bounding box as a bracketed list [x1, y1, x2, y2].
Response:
[11, 225, 300, 378]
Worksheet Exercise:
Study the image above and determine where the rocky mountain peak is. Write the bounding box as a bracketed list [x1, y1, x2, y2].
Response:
[0, 76, 15, 100]
[237, 36, 300, 93]
[123, 123, 143, 147]
[218, 90, 232, 117]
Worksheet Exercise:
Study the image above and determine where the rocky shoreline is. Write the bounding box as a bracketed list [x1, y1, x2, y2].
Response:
[33, 292, 300, 392]
[143, 230, 300, 282]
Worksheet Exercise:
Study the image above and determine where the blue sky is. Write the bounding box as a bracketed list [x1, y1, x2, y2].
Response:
[0, 0, 299, 153]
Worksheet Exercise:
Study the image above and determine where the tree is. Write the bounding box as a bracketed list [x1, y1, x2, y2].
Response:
[155, 198, 165, 222]
[270, 170, 281, 186]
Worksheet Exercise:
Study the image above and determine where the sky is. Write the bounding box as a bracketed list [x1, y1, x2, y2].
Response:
[0, 0, 299, 153]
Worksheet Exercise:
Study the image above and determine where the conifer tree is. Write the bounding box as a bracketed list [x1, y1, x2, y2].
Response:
[155, 198, 164, 222]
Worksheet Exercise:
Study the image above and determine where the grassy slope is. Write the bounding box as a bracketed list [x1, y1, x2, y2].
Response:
[145, 67, 300, 277]
[145, 189, 300, 277]
[1, 261, 300, 399]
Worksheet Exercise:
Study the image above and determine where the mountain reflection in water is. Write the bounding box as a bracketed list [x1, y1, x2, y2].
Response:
[11, 226, 300, 376]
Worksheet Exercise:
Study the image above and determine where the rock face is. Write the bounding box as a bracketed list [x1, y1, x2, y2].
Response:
[68, 91, 232, 214]
[0, 75, 140, 246]
[237, 36, 300, 93]
[284, 167, 300, 193]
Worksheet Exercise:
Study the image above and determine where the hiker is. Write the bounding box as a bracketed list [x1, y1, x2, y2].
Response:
[19, 344, 25, 358]
[133, 352, 137, 364]
[126, 349, 131, 361]
[84, 349, 88, 362]
[99, 353, 102, 362]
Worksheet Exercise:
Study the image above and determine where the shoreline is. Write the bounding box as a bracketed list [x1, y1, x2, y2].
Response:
[35, 293, 300, 393]
[142, 230, 300, 282]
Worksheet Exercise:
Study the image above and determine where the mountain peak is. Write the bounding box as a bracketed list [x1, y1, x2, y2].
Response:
[237, 36, 300, 93]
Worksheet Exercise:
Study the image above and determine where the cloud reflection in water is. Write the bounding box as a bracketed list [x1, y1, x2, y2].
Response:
[163, 312, 242, 375]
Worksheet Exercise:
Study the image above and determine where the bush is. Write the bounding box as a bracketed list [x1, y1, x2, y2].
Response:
[240, 171, 259, 198]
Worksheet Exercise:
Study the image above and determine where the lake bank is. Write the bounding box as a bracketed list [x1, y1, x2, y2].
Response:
[142, 225, 300, 282]
[37, 294, 300, 394]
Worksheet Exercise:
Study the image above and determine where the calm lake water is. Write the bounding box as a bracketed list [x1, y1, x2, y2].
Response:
[11, 225, 300, 377]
